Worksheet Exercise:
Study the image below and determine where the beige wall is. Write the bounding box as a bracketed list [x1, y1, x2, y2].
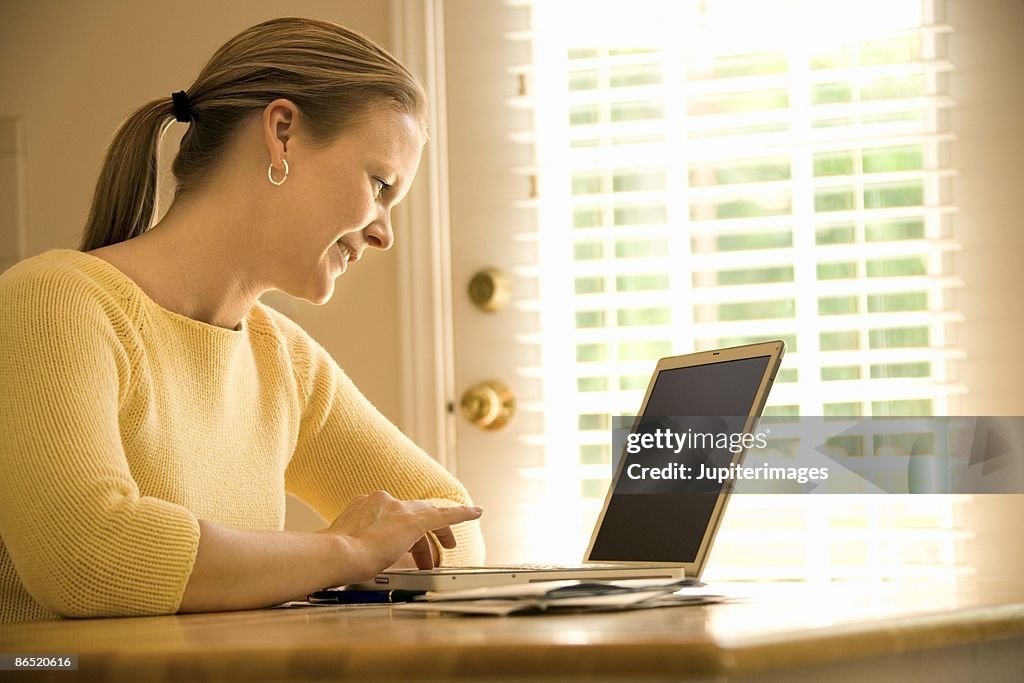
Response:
[0, 1, 404, 531]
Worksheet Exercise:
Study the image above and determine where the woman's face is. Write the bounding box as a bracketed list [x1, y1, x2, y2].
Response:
[268, 105, 424, 304]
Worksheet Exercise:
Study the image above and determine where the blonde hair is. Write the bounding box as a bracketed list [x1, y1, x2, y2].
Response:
[80, 17, 426, 251]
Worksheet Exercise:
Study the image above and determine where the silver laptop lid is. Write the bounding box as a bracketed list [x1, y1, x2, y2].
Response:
[584, 340, 786, 578]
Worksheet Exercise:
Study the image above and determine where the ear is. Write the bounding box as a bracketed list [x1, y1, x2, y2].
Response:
[262, 99, 299, 169]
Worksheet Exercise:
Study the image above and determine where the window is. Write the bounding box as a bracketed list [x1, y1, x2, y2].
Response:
[509, 0, 967, 583]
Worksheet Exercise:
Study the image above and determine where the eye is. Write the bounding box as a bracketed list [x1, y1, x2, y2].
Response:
[372, 177, 391, 198]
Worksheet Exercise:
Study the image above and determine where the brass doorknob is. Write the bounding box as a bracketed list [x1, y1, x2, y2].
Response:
[460, 380, 516, 431]
[468, 268, 511, 312]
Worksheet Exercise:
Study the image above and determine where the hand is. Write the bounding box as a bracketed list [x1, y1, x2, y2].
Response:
[323, 490, 483, 580]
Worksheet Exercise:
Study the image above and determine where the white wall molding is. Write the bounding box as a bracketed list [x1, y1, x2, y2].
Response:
[390, 0, 458, 471]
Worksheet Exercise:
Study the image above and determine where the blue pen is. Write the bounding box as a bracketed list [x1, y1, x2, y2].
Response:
[307, 589, 425, 604]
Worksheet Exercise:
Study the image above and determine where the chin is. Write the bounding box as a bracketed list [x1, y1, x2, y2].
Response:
[279, 253, 343, 305]
[284, 277, 336, 307]
[306, 284, 336, 306]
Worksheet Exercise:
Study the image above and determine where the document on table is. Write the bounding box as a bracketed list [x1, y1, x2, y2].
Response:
[394, 578, 730, 616]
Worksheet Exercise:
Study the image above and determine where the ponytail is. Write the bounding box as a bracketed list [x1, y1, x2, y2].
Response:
[80, 100, 174, 251]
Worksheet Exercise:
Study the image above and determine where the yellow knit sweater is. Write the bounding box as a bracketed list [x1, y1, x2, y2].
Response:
[0, 249, 483, 623]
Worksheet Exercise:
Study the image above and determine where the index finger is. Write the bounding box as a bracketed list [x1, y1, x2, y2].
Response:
[433, 505, 483, 527]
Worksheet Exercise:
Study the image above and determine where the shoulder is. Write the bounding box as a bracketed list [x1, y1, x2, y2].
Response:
[246, 303, 348, 401]
[0, 251, 138, 389]
[247, 302, 333, 372]
[247, 302, 320, 353]
[0, 250, 138, 330]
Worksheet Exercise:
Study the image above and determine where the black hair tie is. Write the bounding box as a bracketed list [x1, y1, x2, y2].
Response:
[171, 90, 192, 124]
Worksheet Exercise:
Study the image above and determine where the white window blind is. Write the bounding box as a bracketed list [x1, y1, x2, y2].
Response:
[500, 0, 970, 583]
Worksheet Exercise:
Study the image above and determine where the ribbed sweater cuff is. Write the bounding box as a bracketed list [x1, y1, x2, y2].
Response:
[60, 498, 202, 618]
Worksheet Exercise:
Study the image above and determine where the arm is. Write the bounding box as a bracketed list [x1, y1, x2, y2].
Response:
[179, 495, 482, 612]
[277, 312, 485, 566]
[0, 273, 200, 618]
[179, 522, 346, 611]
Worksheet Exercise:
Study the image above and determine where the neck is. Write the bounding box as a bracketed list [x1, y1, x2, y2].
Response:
[91, 195, 271, 331]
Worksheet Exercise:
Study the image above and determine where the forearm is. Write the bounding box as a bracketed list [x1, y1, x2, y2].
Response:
[178, 520, 360, 613]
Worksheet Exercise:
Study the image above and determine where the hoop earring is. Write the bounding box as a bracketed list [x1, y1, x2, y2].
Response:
[268, 159, 289, 186]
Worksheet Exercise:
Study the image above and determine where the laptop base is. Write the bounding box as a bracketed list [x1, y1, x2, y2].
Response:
[357, 564, 686, 592]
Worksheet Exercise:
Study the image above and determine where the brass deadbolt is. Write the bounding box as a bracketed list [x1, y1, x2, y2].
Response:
[468, 268, 511, 312]
[460, 380, 516, 431]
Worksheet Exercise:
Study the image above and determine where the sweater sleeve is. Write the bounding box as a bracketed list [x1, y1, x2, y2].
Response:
[0, 268, 200, 618]
[277, 313, 485, 566]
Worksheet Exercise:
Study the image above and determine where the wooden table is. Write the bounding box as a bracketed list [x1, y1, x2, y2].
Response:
[2, 579, 1023, 682]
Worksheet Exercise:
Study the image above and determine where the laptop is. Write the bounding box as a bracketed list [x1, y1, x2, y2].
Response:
[359, 340, 786, 591]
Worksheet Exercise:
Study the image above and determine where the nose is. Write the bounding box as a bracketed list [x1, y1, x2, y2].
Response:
[363, 213, 394, 251]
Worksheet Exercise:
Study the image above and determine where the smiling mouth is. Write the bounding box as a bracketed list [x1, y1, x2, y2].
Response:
[335, 241, 355, 262]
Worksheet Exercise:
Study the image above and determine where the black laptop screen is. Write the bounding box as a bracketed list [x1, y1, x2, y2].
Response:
[587, 355, 772, 564]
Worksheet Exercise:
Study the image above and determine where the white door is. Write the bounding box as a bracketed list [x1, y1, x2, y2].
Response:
[442, 1, 571, 563]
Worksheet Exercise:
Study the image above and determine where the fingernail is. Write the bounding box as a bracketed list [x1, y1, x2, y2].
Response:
[471, 506, 484, 513]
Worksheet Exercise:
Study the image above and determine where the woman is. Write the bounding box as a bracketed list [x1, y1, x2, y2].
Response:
[0, 17, 484, 623]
